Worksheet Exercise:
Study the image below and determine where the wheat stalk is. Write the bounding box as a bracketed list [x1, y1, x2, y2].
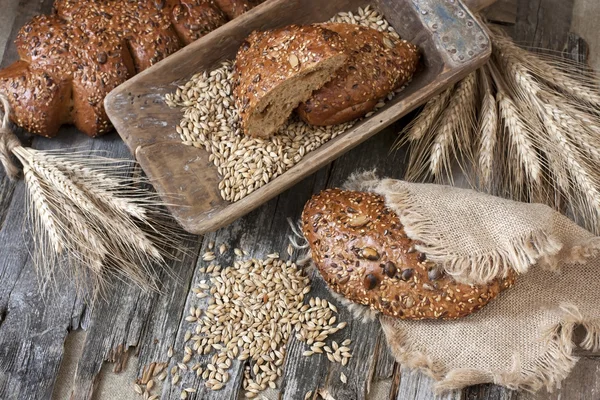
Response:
[398, 21, 600, 233]
[490, 26, 600, 107]
[539, 94, 600, 162]
[430, 71, 477, 179]
[10, 145, 183, 296]
[477, 66, 498, 190]
[51, 154, 148, 220]
[497, 91, 542, 184]
[539, 102, 600, 215]
[402, 87, 454, 142]
[23, 166, 64, 254]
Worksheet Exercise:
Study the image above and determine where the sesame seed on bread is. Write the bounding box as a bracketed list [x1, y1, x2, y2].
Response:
[302, 189, 515, 320]
[0, 0, 258, 138]
[297, 23, 419, 126]
[233, 24, 348, 138]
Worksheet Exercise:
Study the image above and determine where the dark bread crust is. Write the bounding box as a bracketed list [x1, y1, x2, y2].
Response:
[302, 189, 516, 320]
[0, 0, 243, 138]
[214, 0, 252, 19]
[1, 15, 135, 137]
[297, 23, 419, 126]
[233, 24, 347, 138]
[166, 0, 228, 46]
[55, 0, 226, 70]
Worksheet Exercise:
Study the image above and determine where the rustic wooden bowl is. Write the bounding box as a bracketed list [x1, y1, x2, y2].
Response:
[105, 0, 492, 234]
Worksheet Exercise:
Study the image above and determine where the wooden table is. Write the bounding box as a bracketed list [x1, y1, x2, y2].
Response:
[1, 1, 599, 399]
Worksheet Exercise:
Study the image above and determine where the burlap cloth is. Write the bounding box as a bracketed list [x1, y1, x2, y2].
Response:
[334, 171, 600, 394]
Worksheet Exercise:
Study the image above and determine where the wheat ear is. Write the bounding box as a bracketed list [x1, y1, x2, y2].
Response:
[430, 71, 478, 179]
[490, 26, 600, 108]
[402, 87, 454, 142]
[497, 92, 542, 184]
[477, 65, 498, 190]
[540, 102, 600, 218]
[539, 94, 600, 163]
[23, 166, 64, 254]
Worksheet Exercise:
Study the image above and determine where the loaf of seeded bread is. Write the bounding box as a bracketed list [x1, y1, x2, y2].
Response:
[214, 0, 265, 19]
[302, 189, 515, 320]
[234, 25, 348, 138]
[0, 0, 259, 137]
[297, 23, 419, 126]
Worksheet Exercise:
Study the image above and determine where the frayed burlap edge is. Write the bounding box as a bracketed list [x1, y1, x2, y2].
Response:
[567, 237, 600, 264]
[299, 249, 600, 394]
[343, 171, 599, 284]
[381, 303, 600, 394]
[291, 172, 600, 393]
[378, 178, 564, 284]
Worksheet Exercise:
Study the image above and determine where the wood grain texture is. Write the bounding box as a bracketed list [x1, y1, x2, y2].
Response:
[105, 0, 491, 235]
[0, 1, 598, 400]
[571, 0, 600, 71]
[483, 0, 518, 24]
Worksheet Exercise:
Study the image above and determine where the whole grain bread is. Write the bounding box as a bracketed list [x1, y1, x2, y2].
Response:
[0, 0, 259, 137]
[297, 23, 419, 126]
[0, 14, 136, 137]
[301, 189, 515, 320]
[233, 25, 348, 138]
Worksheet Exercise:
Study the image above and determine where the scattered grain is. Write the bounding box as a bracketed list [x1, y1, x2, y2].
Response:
[133, 384, 143, 395]
[340, 372, 348, 384]
[167, 6, 402, 203]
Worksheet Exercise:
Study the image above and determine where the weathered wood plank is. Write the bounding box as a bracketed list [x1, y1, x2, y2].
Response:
[541, 357, 600, 400]
[463, 384, 519, 399]
[0, 1, 595, 400]
[69, 193, 201, 398]
[502, 0, 574, 51]
[0, 0, 54, 68]
[483, 0, 518, 24]
[0, 1, 19, 60]
[397, 367, 462, 400]
[571, 0, 600, 71]
[0, 129, 126, 399]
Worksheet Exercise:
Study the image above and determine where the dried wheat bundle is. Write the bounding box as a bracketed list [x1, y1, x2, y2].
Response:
[0, 94, 183, 297]
[396, 24, 600, 234]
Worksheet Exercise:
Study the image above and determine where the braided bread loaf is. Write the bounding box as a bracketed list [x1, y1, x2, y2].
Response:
[0, 0, 258, 138]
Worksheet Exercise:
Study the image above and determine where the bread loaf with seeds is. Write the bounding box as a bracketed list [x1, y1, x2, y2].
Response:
[301, 189, 515, 320]
[0, 14, 136, 137]
[233, 24, 348, 138]
[0, 0, 262, 137]
[214, 0, 266, 19]
[297, 23, 419, 126]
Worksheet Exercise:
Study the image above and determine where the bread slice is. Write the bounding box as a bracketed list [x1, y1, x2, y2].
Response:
[234, 25, 347, 138]
[297, 23, 419, 126]
[302, 189, 515, 320]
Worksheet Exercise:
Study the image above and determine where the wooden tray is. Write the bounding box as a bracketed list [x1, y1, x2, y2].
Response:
[105, 0, 492, 235]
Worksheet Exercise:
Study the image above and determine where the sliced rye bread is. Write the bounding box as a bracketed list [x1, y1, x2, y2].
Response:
[297, 23, 419, 126]
[233, 24, 347, 138]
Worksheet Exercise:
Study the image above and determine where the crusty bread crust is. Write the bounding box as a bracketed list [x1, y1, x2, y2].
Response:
[214, 0, 253, 19]
[233, 24, 347, 138]
[302, 189, 515, 320]
[297, 23, 419, 126]
[0, 0, 249, 137]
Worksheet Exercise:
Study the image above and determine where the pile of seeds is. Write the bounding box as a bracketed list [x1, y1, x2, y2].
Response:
[165, 6, 402, 202]
[160, 253, 353, 399]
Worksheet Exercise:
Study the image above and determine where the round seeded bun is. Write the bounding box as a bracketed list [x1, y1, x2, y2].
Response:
[301, 189, 516, 320]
